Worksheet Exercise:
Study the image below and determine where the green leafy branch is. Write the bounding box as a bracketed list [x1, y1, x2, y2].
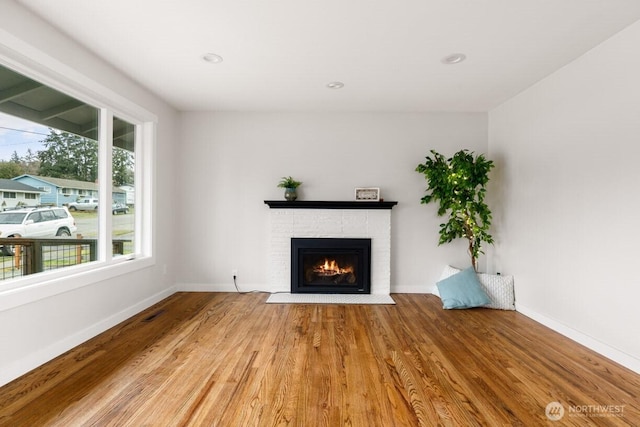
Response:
[416, 149, 494, 270]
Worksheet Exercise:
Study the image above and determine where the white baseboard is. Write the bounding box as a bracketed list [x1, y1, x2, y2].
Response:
[516, 303, 640, 375]
[177, 282, 272, 293]
[0, 286, 177, 387]
[180, 282, 407, 295]
[390, 284, 435, 294]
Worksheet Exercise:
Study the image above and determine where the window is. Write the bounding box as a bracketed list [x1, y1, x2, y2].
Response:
[39, 210, 56, 222]
[112, 116, 135, 257]
[27, 212, 42, 223]
[52, 208, 69, 219]
[3, 192, 16, 198]
[0, 212, 26, 224]
[0, 61, 152, 285]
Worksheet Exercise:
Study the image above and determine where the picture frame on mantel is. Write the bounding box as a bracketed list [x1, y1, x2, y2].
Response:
[355, 187, 380, 201]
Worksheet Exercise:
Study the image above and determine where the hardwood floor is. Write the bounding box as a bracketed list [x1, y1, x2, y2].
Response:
[1, 292, 639, 426]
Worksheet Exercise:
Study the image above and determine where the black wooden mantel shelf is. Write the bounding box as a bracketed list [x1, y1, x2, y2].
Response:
[264, 200, 398, 210]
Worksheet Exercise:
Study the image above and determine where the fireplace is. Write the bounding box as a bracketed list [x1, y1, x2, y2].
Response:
[291, 238, 371, 294]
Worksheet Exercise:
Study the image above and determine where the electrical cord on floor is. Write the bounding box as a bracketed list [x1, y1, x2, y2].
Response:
[232, 274, 288, 295]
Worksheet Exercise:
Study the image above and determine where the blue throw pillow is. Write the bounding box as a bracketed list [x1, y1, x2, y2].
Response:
[436, 267, 491, 309]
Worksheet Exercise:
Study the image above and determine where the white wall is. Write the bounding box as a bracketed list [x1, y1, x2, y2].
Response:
[0, 2, 178, 385]
[177, 112, 487, 293]
[489, 21, 640, 371]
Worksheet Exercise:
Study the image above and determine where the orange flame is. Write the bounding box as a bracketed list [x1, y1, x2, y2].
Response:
[313, 258, 353, 276]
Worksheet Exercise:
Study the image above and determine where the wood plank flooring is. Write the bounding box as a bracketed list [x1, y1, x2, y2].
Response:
[1, 292, 639, 426]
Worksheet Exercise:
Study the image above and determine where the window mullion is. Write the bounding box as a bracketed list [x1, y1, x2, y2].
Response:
[135, 121, 153, 257]
[98, 108, 113, 262]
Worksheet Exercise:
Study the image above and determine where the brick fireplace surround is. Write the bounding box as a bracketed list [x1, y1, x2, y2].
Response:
[265, 201, 397, 295]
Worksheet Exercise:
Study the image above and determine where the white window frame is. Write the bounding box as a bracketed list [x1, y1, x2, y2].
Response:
[0, 34, 157, 310]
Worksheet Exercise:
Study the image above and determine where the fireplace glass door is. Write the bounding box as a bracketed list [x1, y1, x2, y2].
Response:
[291, 238, 371, 294]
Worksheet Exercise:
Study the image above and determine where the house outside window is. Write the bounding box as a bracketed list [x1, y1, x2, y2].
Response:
[3, 192, 16, 199]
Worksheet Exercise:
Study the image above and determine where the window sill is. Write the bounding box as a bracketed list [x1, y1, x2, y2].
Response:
[0, 256, 155, 312]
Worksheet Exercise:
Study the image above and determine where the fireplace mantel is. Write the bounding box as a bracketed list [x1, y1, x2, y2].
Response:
[264, 200, 397, 210]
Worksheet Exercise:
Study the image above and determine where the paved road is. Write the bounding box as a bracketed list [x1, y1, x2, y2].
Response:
[74, 212, 134, 239]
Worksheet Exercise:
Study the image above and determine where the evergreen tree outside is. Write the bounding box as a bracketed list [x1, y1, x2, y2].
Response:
[38, 130, 98, 182]
[0, 160, 24, 179]
[21, 149, 40, 175]
[2, 128, 134, 189]
[10, 151, 21, 164]
[113, 147, 134, 186]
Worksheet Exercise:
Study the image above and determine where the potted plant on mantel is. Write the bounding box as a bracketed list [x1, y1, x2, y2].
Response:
[277, 176, 302, 201]
[415, 149, 494, 271]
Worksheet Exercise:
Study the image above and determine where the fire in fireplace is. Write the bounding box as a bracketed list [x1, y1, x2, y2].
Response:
[291, 238, 371, 294]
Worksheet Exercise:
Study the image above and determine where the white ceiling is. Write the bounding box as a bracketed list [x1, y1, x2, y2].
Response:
[17, 0, 640, 112]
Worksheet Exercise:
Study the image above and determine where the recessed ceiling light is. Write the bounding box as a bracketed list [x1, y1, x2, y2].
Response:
[203, 53, 223, 63]
[327, 81, 344, 89]
[441, 53, 466, 65]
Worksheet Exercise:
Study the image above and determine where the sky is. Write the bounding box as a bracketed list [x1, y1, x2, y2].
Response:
[0, 112, 49, 161]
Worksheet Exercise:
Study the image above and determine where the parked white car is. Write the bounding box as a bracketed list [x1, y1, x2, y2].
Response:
[68, 198, 98, 211]
[0, 206, 77, 238]
[0, 206, 77, 255]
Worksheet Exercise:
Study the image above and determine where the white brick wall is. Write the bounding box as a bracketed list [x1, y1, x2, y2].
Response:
[268, 209, 392, 294]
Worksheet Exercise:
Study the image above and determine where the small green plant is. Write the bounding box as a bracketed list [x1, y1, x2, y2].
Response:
[416, 149, 494, 271]
[277, 176, 302, 189]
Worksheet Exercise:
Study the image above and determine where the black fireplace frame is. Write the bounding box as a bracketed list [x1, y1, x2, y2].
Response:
[291, 237, 371, 294]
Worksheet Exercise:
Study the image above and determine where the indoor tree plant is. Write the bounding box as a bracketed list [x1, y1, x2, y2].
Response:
[277, 176, 302, 201]
[415, 149, 494, 271]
